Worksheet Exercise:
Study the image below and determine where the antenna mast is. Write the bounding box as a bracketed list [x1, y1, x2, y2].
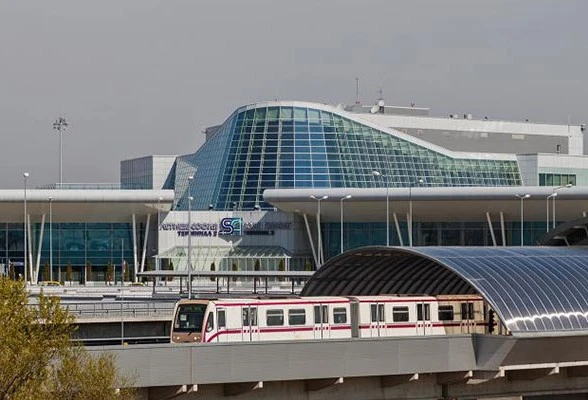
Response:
[355, 77, 360, 105]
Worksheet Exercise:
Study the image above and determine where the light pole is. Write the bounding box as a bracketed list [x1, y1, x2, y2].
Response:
[372, 170, 389, 246]
[23, 172, 29, 283]
[310, 195, 328, 266]
[187, 176, 194, 299]
[187, 195, 194, 299]
[49, 196, 53, 282]
[516, 194, 531, 246]
[552, 184, 572, 229]
[120, 238, 124, 345]
[409, 178, 424, 247]
[52, 117, 68, 187]
[339, 195, 352, 254]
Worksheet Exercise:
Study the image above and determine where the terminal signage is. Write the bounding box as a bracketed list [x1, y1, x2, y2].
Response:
[159, 219, 292, 237]
[219, 217, 242, 235]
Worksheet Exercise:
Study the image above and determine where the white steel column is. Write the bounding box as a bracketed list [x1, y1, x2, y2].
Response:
[27, 214, 34, 282]
[499, 211, 506, 246]
[393, 213, 403, 246]
[35, 214, 46, 284]
[132, 213, 138, 281]
[302, 213, 318, 268]
[140, 214, 151, 273]
[406, 213, 412, 247]
[486, 212, 497, 246]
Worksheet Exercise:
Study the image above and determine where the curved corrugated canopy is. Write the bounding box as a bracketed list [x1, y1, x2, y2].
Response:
[301, 246, 588, 336]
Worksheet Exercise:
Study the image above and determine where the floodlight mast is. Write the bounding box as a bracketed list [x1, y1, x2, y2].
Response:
[52, 117, 68, 187]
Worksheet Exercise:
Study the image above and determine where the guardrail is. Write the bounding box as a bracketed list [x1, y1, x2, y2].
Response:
[27, 300, 177, 320]
[66, 300, 176, 319]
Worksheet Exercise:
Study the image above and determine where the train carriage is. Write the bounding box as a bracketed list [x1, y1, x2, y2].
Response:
[171, 294, 491, 344]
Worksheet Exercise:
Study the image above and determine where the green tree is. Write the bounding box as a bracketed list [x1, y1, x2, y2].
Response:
[43, 261, 50, 282]
[210, 261, 216, 282]
[65, 261, 73, 286]
[0, 277, 136, 400]
[304, 259, 313, 272]
[106, 262, 114, 286]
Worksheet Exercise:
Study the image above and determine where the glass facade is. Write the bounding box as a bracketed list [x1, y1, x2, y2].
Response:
[173, 103, 522, 211]
[539, 173, 576, 186]
[0, 222, 139, 282]
[324, 221, 552, 259]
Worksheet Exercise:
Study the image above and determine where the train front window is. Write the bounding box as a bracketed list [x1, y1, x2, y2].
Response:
[174, 303, 207, 333]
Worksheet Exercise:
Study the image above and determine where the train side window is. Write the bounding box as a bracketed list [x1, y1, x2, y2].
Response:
[243, 308, 258, 326]
[417, 303, 431, 321]
[314, 305, 328, 324]
[461, 303, 474, 320]
[288, 309, 306, 325]
[218, 310, 226, 328]
[392, 306, 409, 322]
[371, 304, 384, 322]
[266, 309, 284, 326]
[205, 313, 214, 332]
[438, 305, 454, 321]
[333, 307, 347, 324]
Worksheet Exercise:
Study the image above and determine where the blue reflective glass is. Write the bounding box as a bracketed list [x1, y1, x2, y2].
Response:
[176, 103, 522, 210]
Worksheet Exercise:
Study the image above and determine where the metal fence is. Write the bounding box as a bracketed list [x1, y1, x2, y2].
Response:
[28, 300, 177, 320]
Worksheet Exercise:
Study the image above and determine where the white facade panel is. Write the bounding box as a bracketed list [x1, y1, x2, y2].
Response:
[158, 210, 310, 271]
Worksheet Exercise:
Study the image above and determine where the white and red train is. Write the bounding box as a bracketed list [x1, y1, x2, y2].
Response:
[171, 295, 497, 343]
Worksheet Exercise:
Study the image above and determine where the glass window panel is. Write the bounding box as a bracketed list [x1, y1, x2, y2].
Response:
[288, 309, 306, 325]
[279, 107, 293, 120]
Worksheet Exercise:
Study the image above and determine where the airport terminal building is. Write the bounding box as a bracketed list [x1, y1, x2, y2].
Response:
[2, 100, 588, 282]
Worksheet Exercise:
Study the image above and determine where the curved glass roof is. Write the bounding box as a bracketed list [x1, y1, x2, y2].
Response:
[301, 246, 588, 336]
[173, 101, 521, 210]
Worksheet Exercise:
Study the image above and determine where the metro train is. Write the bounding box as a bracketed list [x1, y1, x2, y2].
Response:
[171, 294, 498, 343]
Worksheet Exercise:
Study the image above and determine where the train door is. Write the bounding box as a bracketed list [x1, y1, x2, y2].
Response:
[313, 304, 330, 339]
[215, 308, 227, 342]
[460, 301, 475, 333]
[416, 302, 432, 335]
[242, 306, 259, 342]
[369, 303, 385, 337]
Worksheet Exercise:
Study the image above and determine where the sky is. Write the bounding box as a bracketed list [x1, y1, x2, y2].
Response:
[1, 0, 587, 188]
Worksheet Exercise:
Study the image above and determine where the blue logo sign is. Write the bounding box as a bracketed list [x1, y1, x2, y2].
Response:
[219, 217, 243, 236]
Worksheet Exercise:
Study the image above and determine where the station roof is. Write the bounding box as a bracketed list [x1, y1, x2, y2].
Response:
[301, 246, 588, 337]
[0, 189, 174, 222]
[263, 186, 588, 223]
